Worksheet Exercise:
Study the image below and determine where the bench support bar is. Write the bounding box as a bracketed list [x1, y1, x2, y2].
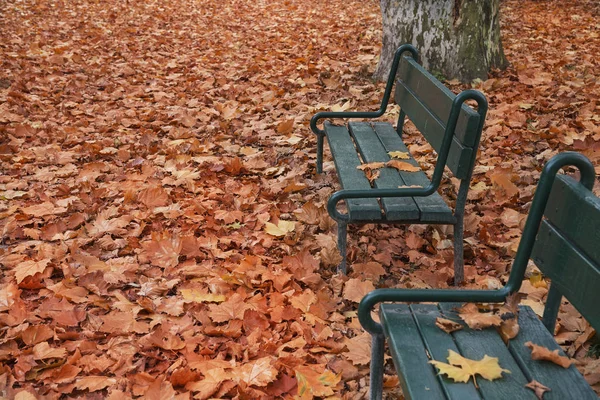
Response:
[337, 222, 348, 274]
[370, 333, 385, 400]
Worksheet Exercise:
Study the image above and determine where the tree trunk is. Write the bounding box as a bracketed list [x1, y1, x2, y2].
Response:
[374, 0, 508, 83]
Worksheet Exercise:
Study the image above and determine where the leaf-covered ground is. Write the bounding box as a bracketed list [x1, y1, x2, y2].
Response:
[0, 0, 598, 398]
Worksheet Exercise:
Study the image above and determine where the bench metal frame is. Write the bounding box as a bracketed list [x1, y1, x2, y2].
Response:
[357, 152, 597, 399]
[311, 45, 487, 281]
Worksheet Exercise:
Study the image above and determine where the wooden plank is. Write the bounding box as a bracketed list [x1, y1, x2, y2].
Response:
[397, 57, 481, 148]
[394, 83, 474, 179]
[508, 306, 597, 399]
[544, 175, 600, 265]
[323, 122, 382, 220]
[531, 220, 600, 332]
[410, 304, 482, 399]
[380, 304, 448, 399]
[438, 303, 536, 400]
[373, 123, 456, 224]
[348, 122, 420, 221]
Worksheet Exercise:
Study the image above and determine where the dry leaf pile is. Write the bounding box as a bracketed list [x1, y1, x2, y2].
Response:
[0, 0, 598, 398]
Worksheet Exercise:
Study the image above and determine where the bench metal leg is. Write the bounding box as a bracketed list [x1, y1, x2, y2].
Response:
[453, 219, 464, 285]
[316, 133, 325, 174]
[337, 222, 348, 274]
[370, 333, 385, 400]
[542, 285, 562, 333]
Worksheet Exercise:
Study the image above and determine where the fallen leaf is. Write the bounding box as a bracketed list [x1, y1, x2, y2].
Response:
[264, 220, 296, 237]
[32, 342, 67, 360]
[525, 380, 551, 399]
[457, 303, 502, 330]
[74, 376, 117, 392]
[435, 317, 463, 334]
[357, 162, 385, 170]
[14, 259, 51, 284]
[238, 357, 278, 386]
[388, 151, 410, 159]
[525, 342, 575, 368]
[429, 350, 510, 387]
[295, 365, 341, 399]
[342, 278, 375, 303]
[385, 160, 420, 172]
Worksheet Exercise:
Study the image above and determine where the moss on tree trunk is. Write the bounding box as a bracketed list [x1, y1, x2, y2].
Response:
[375, 0, 508, 83]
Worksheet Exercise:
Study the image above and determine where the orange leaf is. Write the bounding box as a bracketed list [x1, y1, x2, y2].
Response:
[14, 259, 51, 284]
[525, 342, 575, 368]
[342, 278, 375, 303]
[277, 119, 294, 134]
[435, 317, 463, 334]
[457, 303, 502, 330]
[385, 160, 420, 172]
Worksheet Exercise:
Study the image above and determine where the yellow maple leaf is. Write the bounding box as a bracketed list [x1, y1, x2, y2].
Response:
[264, 220, 295, 237]
[388, 151, 410, 159]
[429, 350, 510, 387]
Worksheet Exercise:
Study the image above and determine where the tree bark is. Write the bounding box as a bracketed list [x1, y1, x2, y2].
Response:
[374, 0, 508, 83]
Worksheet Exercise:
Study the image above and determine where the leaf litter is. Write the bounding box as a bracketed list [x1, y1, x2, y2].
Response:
[0, 0, 599, 397]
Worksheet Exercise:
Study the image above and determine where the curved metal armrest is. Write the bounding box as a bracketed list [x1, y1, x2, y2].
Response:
[310, 44, 419, 136]
[358, 287, 511, 335]
[327, 186, 436, 221]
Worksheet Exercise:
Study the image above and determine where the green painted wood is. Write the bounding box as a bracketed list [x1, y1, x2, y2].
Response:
[373, 123, 456, 223]
[394, 84, 474, 180]
[531, 220, 600, 332]
[397, 57, 481, 148]
[380, 304, 448, 399]
[410, 304, 482, 399]
[438, 303, 536, 400]
[544, 175, 600, 265]
[508, 306, 597, 399]
[323, 122, 381, 220]
[348, 122, 420, 221]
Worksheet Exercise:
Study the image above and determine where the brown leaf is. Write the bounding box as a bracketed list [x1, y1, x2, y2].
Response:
[343, 333, 371, 365]
[385, 160, 420, 172]
[525, 380, 551, 399]
[277, 119, 294, 134]
[74, 376, 117, 392]
[342, 278, 375, 303]
[525, 342, 575, 368]
[238, 357, 278, 387]
[357, 162, 385, 170]
[435, 317, 463, 334]
[14, 259, 51, 284]
[457, 303, 502, 330]
[21, 325, 54, 346]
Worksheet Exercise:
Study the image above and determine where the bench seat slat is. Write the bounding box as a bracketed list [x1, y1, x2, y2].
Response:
[438, 303, 535, 400]
[380, 304, 448, 399]
[373, 123, 456, 223]
[324, 122, 381, 220]
[409, 304, 482, 399]
[508, 306, 598, 399]
[348, 122, 420, 221]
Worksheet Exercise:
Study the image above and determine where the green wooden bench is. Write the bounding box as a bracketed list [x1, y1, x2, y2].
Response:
[358, 152, 600, 399]
[310, 44, 487, 281]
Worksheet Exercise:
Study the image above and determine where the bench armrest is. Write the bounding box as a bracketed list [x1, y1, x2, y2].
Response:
[310, 44, 419, 136]
[358, 287, 511, 334]
[327, 186, 436, 221]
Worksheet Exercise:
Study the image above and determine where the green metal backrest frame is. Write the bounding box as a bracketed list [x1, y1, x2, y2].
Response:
[358, 152, 596, 335]
[310, 44, 488, 224]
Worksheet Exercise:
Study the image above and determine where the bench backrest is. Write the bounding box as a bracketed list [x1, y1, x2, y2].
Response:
[395, 56, 482, 180]
[530, 174, 600, 332]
